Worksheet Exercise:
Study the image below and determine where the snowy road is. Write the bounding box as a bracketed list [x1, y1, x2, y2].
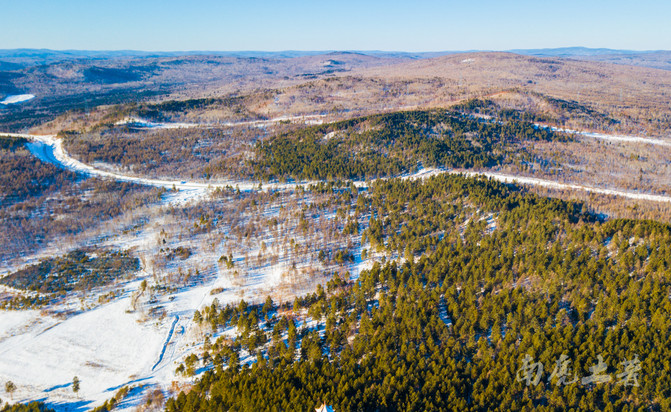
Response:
[9, 127, 671, 204]
[548, 126, 671, 147]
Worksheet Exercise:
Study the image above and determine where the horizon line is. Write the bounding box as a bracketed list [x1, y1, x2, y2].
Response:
[0, 46, 669, 54]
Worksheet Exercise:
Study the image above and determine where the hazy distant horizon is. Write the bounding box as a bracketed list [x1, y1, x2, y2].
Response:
[0, 46, 667, 56]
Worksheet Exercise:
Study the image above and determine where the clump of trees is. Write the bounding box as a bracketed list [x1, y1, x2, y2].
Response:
[164, 246, 192, 261]
[71, 377, 80, 395]
[0, 249, 139, 294]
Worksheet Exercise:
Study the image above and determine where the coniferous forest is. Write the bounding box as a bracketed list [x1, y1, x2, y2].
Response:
[167, 174, 670, 411]
[253, 110, 570, 181]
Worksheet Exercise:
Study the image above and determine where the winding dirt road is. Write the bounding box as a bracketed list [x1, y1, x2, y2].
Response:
[5, 123, 671, 203]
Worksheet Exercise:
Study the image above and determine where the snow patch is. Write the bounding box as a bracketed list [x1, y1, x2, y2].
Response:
[114, 117, 202, 129]
[0, 94, 35, 105]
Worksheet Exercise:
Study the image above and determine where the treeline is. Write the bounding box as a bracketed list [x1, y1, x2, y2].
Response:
[0, 402, 53, 412]
[253, 109, 571, 181]
[0, 144, 78, 206]
[169, 173, 671, 411]
[0, 249, 139, 294]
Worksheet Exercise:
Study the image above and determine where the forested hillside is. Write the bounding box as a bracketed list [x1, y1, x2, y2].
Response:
[166, 174, 671, 411]
[254, 110, 570, 181]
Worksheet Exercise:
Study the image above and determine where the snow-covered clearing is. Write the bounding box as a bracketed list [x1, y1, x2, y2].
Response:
[0, 94, 35, 105]
[114, 114, 326, 130]
[0, 287, 166, 410]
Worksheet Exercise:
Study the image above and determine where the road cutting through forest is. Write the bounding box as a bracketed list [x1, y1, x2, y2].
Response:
[5, 121, 671, 204]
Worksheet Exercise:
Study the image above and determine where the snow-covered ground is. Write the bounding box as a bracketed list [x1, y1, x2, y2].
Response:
[114, 114, 326, 130]
[0, 271, 236, 410]
[3, 120, 671, 409]
[0, 285, 166, 410]
[0, 212, 326, 410]
[0, 94, 35, 105]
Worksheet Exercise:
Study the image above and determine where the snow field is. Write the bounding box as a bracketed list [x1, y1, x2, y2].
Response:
[0, 284, 167, 409]
[0, 95, 35, 105]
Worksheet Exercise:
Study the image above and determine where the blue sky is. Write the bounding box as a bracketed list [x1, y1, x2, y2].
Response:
[2, 0, 670, 51]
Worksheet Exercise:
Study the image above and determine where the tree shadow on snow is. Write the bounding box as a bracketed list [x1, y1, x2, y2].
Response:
[105, 376, 151, 393]
[44, 382, 72, 392]
[44, 399, 93, 412]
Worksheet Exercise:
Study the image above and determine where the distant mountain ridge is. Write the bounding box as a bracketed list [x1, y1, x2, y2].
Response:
[509, 47, 655, 56]
[2, 47, 669, 67]
[0, 49, 460, 68]
[509, 47, 671, 71]
[2, 46, 670, 131]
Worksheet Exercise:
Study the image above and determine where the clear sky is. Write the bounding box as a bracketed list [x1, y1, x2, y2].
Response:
[1, 0, 670, 51]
